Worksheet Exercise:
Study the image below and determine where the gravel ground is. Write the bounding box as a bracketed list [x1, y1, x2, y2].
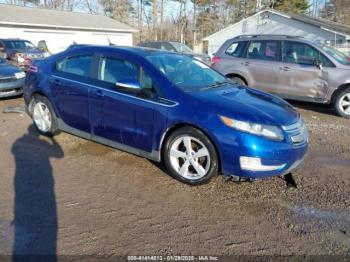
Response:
[0, 97, 349, 258]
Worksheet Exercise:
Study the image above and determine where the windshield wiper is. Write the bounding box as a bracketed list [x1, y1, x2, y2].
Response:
[202, 81, 227, 90]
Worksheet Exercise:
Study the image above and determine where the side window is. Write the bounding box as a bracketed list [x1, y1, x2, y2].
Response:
[225, 41, 247, 57]
[56, 55, 93, 77]
[97, 56, 157, 99]
[282, 41, 333, 67]
[98, 57, 138, 84]
[139, 68, 153, 90]
[318, 52, 335, 67]
[247, 41, 278, 61]
[152, 42, 162, 49]
[161, 43, 175, 52]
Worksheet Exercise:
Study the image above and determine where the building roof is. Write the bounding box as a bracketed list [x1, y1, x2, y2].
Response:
[275, 9, 350, 36]
[204, 9, 350, 41]
[0, 4, 137, 33]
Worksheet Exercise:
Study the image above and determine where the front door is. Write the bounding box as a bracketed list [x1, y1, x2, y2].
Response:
[276, 40, 330, 100]
[89, 54, 163, 153]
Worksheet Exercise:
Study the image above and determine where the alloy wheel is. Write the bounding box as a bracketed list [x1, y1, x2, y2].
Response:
[169, 135, 210, 180]
[339, 93, 350, 116]
[33, 102, 52, 132]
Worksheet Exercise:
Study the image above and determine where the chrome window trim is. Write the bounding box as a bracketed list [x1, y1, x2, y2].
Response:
[51, 74, 179, 107]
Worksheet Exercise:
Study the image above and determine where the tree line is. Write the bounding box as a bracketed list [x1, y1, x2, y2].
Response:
[3, 0, 350, 47]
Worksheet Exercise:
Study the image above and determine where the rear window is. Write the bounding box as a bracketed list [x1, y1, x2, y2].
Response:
[225, 41, 247, 57]
[247, 40, 279, 61]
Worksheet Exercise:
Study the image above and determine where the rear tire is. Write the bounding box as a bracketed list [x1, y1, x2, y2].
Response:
[30, 95, 59, 136]
[163, 126, 219, 185]
[334, 88, 350, 118]
[230, 76, 246, 86]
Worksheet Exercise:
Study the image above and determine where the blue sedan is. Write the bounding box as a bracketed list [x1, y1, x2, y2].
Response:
[0, 58, 25, 98]
[23, 45, 308, 185]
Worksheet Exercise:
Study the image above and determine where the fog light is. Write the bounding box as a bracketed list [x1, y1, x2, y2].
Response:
[240, 156, 285, 172]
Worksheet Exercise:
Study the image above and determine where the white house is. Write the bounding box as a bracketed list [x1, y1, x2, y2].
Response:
[203, 9, 350, 56]
[0, 4, 137, 54]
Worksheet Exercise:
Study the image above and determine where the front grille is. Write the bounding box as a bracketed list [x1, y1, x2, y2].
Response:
[282, 118, 308, 145]
[0, 76, 17, 83]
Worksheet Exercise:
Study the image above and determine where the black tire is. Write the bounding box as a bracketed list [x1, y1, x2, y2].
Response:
[230, 76, 246, 86]
[29, 95, 59, 136]
[334, 87, 350, 118]
[162, 126, 219, 185]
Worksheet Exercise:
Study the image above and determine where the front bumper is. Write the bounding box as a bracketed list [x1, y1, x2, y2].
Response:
[212, 125, 308, 179]
[0, 78, 24, 98]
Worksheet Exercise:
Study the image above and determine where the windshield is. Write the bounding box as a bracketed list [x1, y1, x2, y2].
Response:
[170, 42, 194, 53]
[146, 53, 227, 92]
[315, 43, 350, 65]
[3, 40, 37, 50]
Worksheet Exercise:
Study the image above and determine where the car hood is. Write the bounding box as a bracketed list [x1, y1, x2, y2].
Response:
[190, 84, 299, 126]
[0, 63, 21, 76]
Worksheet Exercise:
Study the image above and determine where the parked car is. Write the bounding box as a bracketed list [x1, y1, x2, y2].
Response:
[212, 35, 350, 118]
[138, 41, 211, 64]
[24, 46, 308, 185]
[0, 58, 25, 98]
[0, 38, 44, 70]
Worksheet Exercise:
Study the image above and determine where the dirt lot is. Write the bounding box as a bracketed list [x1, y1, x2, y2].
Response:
[0, 97, 350, 258]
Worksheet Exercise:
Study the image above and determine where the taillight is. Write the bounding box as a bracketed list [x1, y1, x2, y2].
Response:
[28, 65, 38, 73]
[211, 56, 221, 65]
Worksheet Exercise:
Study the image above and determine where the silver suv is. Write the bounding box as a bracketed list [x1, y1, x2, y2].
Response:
[212, 35, 350, 118]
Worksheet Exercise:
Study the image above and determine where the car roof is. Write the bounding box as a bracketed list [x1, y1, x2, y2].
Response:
[229, 34, 312, 42]
[0, 38, 30, 41]
[66, 44, 178, 57]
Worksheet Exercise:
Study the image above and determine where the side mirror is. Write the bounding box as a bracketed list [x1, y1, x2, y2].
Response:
[115, 79, 141, 94]
[314, 59, 323, 70]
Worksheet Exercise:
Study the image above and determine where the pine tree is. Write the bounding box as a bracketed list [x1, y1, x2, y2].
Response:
[274, 0, 309, 14]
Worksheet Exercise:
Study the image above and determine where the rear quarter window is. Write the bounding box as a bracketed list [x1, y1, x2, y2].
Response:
[225, 41, 247, 57]
[56, 55, 93, 77]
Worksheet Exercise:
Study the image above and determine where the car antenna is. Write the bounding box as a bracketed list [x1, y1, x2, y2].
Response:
[106, 35, 115, 46]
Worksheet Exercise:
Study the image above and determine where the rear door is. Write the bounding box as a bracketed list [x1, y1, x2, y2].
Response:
[243, 40, 283, 93]
[50, 52, 94, 133]
[277, 40, 330, 100]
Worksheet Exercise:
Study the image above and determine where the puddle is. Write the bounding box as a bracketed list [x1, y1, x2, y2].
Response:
[314, 157, 350, 168]
[294, 205, 350, 225]
[309, 151, 350, 168]
[3, 106, 25, 114]
[69, 142, 112, 156]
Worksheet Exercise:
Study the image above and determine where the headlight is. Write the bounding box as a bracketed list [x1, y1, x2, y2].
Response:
[14, 72, 26, 79]
[17, 56, 25, 63]
[219, 115, 284, 141]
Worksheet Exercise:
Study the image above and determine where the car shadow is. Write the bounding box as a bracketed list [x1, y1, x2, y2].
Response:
[11, 125, 64, 262]
[286, 100, 338, 117]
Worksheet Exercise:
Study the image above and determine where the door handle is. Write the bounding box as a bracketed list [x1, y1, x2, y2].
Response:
[242, 61, 250, 66]
[280, 66, 291, 71]
[95, 89, 104, 97]
[50, 79, 61, 86]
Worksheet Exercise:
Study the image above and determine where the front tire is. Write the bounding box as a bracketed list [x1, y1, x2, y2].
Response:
[30, 95, 59, 136]
[230, 76, 246, 86]
[334, 88, 350, 118]
[163, 127, 219, 185]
